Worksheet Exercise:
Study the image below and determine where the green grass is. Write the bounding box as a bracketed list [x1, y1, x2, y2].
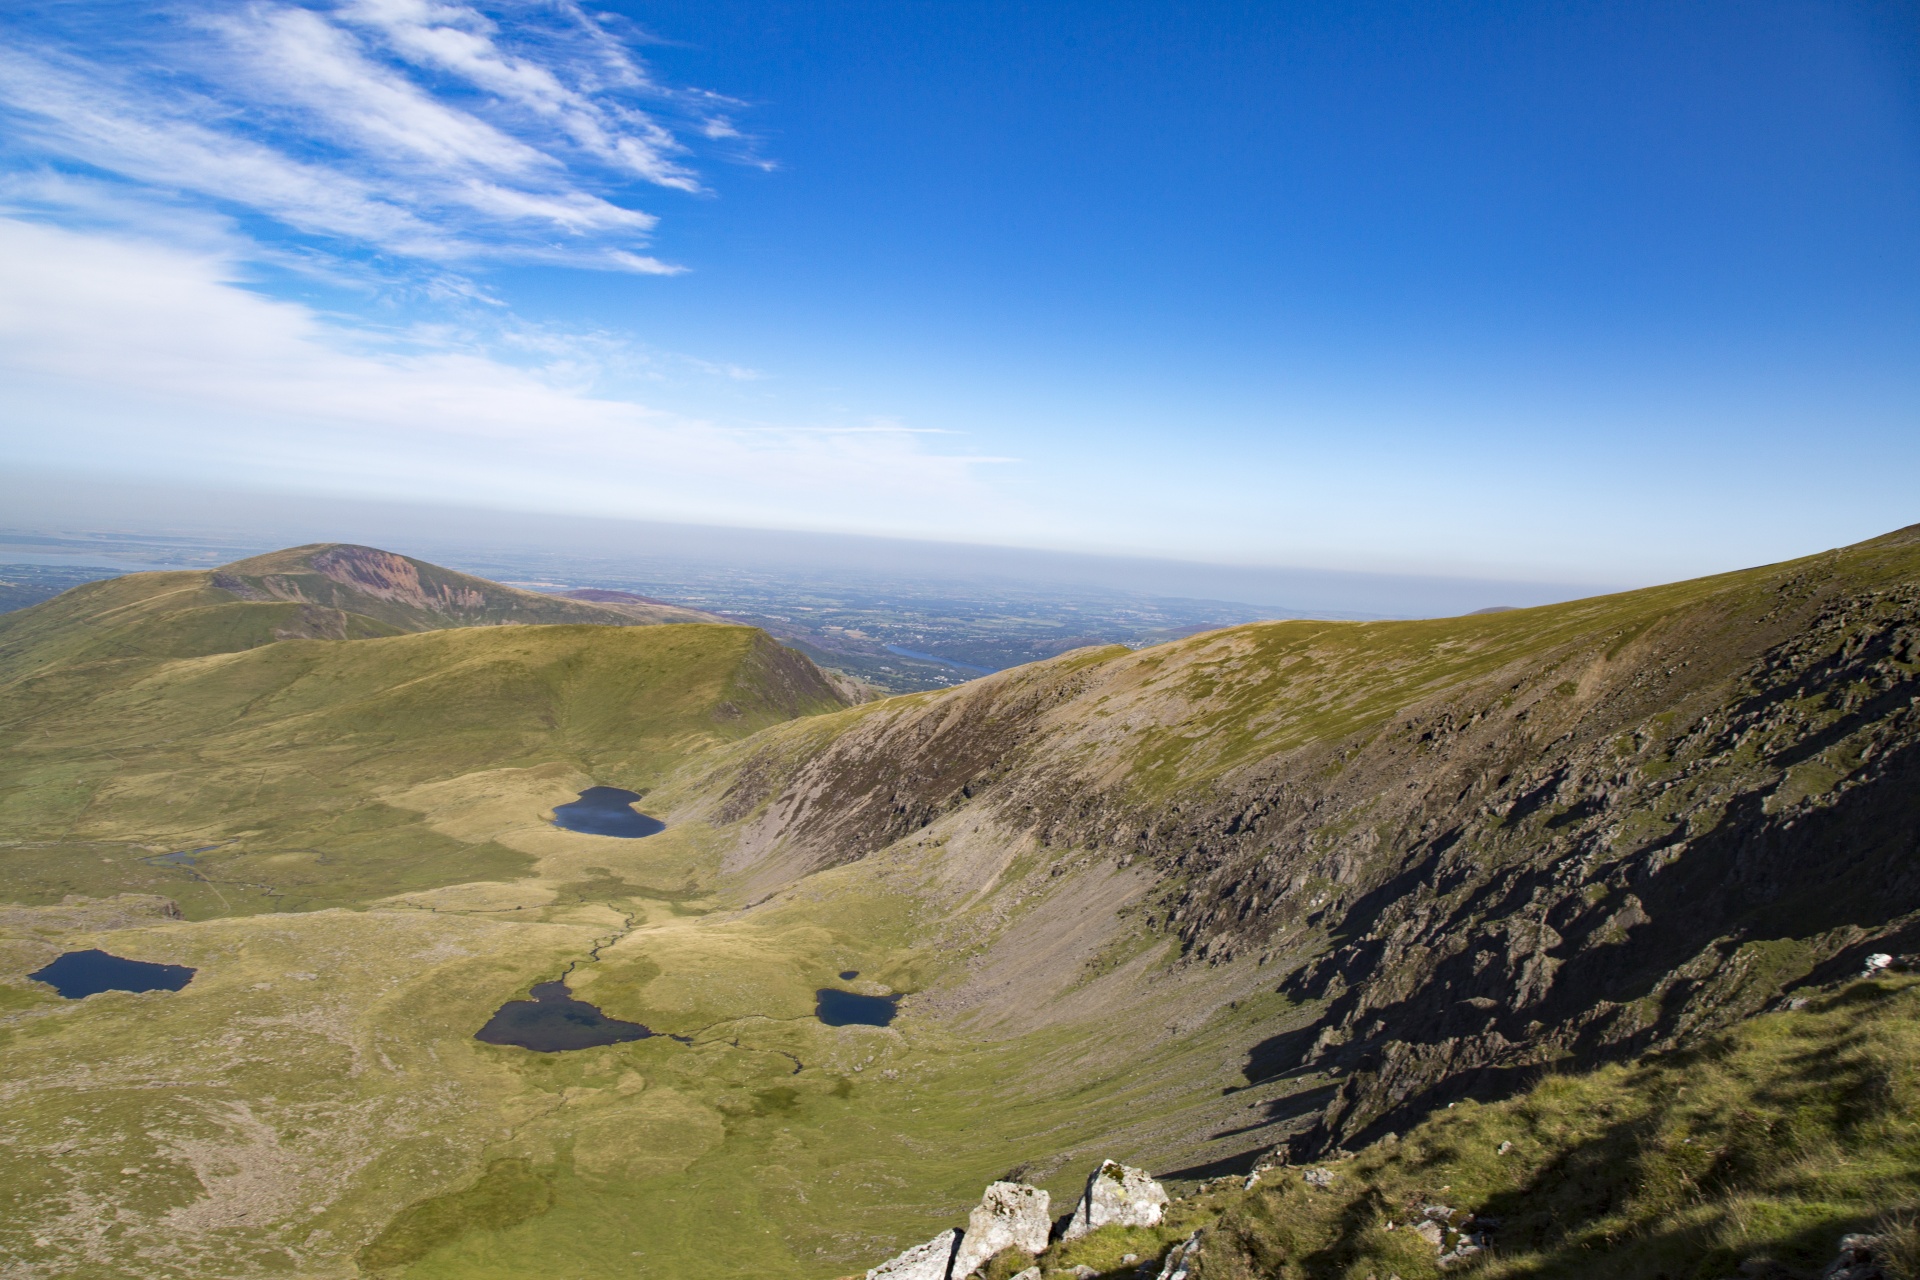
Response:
[0, 622, 844, 914]
[2, 531, 1917, 1279]
[1023, 975, 1920, 1280]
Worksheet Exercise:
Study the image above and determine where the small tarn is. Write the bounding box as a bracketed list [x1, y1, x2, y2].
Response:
[550, 787, 666, 838]
[838, 970, 859, 980]
[31, 949, 196, 998]
[816, 988, 899, 1027]
[475, 981, 657, 1051]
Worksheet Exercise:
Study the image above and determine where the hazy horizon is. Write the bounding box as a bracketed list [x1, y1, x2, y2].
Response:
[1, 0, 1915, 586]
[2, 468, 1634, 619]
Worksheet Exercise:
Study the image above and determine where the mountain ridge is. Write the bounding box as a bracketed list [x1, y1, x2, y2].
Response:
[0, 541, 721, 682]
[1, 527, 1917, 1278]
[667, 522, 1920, 1160]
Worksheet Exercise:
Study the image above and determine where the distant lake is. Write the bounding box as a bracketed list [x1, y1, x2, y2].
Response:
[551, 787, 665, 838]
[31, 950, 195, 998]
[882, 645, 994, 676]
[816, 988, 900, 1027]
[475, 981, 657, 1051]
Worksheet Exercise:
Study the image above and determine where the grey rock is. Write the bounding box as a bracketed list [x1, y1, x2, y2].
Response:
[1062, 1161, 1169, 1240]
[950, 1182, 1051, 1279]
[1009, 1270, 1041, 1280]
[1302, 1167, 1335, 1188]
[1156, 1230, 1205, 1280]
[865, 1229, 961, 1280]
[1413, 1220, 1445, 1248]
[1822, 1233, 1886, 1280]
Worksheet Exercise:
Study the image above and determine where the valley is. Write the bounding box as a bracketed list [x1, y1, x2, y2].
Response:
[0, 531, 1916, 1279]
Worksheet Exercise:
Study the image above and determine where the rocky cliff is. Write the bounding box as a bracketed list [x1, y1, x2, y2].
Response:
[693, 525, 1920, 1155]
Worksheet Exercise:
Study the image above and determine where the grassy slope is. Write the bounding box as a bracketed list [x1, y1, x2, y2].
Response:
[1, 533, 1916, 1280]
[1008, 973, 1920, 1280]
[214, 544, 716, 631]
[0, 621, 843, 915]
[0, 542, 694, 684]
[1033, 528, 1920, 803]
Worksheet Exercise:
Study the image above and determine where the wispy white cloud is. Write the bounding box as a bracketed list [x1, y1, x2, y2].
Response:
[338, 0, 703, 191]
[0, 218, 1005, 531]
[0, 0, 738, 273]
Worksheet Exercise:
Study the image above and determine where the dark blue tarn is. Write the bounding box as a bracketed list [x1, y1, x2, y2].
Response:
[30, 950, 196, 999]
[815, 988, 900, 1027]
[550, 787, 666, 838]
[474, 981, 657, 1051]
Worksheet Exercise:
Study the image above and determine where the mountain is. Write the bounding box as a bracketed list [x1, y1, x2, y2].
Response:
[680, 521, 1920, 1160]
[0, 542, 710, 679]
[0, 526, 1915, 1280]
[0, 545, 848, 915]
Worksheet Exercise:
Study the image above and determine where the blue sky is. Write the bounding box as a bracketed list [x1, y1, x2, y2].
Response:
[0, 0, 1915, 586]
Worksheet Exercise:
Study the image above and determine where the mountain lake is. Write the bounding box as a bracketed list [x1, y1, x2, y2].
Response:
[31, 950, 196, 998]
[815, 988, 900, 1026]
[551, 786, 666, 838]
[474, 980, 663, 1051]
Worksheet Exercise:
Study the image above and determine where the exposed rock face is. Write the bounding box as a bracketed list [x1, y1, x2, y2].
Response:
[950, 1181, 1050, 1278]
[211, 543, 702, 633]
[865, 1228, 961, 1280]
[707, 526, 1920, 1155]
[1062, 1161, 1168, 1240]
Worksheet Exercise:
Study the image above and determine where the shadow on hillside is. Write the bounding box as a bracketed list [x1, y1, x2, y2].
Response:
[1210, 1082, 1339, 1144]
[1158, 1148, 1268, 1182]
[1239, 1022, 1321, 1086]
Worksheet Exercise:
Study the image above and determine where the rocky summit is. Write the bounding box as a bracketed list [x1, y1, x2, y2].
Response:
[0, 529, 1917, 1279]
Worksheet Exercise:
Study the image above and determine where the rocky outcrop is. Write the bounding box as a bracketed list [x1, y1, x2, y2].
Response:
[866, 1228, 961, 1280]
[950, 1181, 1051, 1278]
[862, 1177, 1085, 1280]
[1062, 1161, 1168, 1240]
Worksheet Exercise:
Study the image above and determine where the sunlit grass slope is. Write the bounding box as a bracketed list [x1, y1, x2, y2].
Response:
[1021, 974, 1920, 1280]
[0, 541, 705, 682]
[1, 533, 1916, 1280]
[1000, 525, 1920, 802]
[0, 620, 844, 914]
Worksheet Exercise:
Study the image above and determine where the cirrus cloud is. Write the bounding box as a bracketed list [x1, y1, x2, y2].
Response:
[0, 0, 739, 272]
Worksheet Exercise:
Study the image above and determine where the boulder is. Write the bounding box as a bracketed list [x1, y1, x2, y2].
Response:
[866, 1229, 961, 1280]
[950, 1182, 1051, 1278]
[1062, 1161, 1169, 1240]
